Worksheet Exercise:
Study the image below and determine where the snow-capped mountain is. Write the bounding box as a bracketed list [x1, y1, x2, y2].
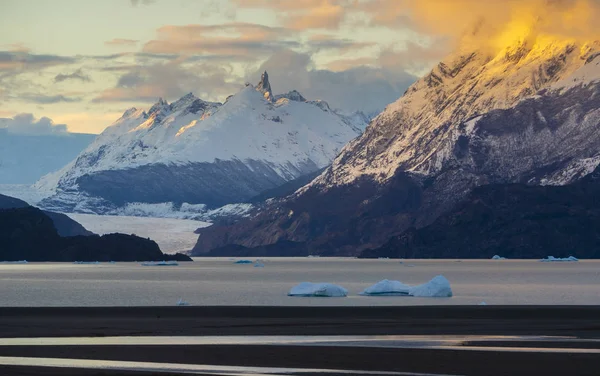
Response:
[37, 72, 365, 213]
[193, 38, 600, 256]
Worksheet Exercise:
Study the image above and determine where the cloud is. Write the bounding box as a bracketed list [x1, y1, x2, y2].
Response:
[0, 113, 68, 135]
[0, 51, 76, 72]
[143, 23, 299, 58]
[18, 94, 82, 104]
[105, 38, 139, 47]
[249, 50, 416, 116]
[130, 0, 156, 6]
[92, 60, 240, 103]
[378, 39, 452, 75]
[234, 0, 351, 30]
[358, 0, 600, 53]
[306, 34, 375, 53]
[54, 68, 91, 83]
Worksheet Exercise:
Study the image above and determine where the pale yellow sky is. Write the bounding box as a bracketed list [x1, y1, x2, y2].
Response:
[0, 0, 441, 133]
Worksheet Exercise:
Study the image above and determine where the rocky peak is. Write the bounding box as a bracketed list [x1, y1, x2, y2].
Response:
[121, 107, 138, 119]
[275, 90, 306, 102]
[148, 98, 170, 115]
[256, 71, 273, 101]
[171, 92, 199, 111]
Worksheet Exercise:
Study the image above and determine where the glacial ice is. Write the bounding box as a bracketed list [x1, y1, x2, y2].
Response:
[254, 261, 265, 268]
[176, 298, 190, 306]
[141, 261, 179, 266]
[73, 261, 100, 265]
[492, 255, 506, 260]
[0, 260, 28, 264]
[539, 256, 579, 262]
[288, 282, 348, 297]
[361, 275, 453, 298]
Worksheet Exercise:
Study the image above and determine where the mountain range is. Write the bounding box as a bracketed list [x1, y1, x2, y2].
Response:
[192, 39, 600, 258]
[37, 72, 367, 215]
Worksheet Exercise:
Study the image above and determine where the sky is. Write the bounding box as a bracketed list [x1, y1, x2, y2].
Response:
[1, 0, 596, 134]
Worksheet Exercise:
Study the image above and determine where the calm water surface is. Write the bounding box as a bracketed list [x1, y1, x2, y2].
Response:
[0, 258, 598, 306]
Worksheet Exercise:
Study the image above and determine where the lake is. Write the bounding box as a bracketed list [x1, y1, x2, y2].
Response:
[0, 258, 598, 306]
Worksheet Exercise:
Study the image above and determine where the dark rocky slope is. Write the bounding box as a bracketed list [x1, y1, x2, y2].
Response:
[0, 207, 191, 262]
[360, 167, 600, 259]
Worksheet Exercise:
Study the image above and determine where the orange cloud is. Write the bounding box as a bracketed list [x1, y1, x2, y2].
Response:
[105, 38, 139, 47]
[142, 23, 299, 57]
[358, 0, 600, 52]
[234, 0, 350, 29]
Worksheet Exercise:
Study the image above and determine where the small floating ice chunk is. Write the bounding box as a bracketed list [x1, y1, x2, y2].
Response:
[234, 260, 253, 264]
[141, 261, 179, 266]
[254, 261, 265, 268]
[360, 279, 410, 296]
[73, 261, 100, 265]
[478, 301, 488, 306]
[0, 260, 28, 264]
[361, 275, 452, 298]
[307, 255, 320, 258]
[539, 256, 579, 262]
[176, 298, 190, 306]
[288, 282, 348, 297]
[491, 255, 506, 260]
[378, 257, 390, 260]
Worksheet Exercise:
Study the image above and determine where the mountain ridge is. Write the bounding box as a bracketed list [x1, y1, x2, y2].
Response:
[192, 39, 600, 257]
[37, 72, 367, 214]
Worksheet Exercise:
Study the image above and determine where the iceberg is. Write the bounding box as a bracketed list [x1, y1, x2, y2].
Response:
[141, 261, 179, 266]
[254, 261, 265, 268]
[176, 298, 190, 306]
[409, 275, 453, 297]
[491, 255, 506, 260]
[0, 260, 28, 264]
[361, 275, 453, 298]
[288, 282, 348, 297]
[234, 260, 253, 264]
[73, 261, 100, 265]
[360, 279, 411, 296]
[539, 256, 579, 262]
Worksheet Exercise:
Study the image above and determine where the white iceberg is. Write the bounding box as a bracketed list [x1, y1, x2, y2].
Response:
[491, 255, 506, 260]
[361, 275, 453, 298]
[288, 282, 348, 297]
[234, 260, 253, 264]
[141, 261, 179, 266]
[539, 256, 579, 262]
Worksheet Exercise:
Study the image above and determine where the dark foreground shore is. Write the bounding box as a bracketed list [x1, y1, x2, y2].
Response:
[1, 306, 599, 375]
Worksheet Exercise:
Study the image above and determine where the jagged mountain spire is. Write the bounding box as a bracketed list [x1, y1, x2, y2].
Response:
[256, 70, 273, 101]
